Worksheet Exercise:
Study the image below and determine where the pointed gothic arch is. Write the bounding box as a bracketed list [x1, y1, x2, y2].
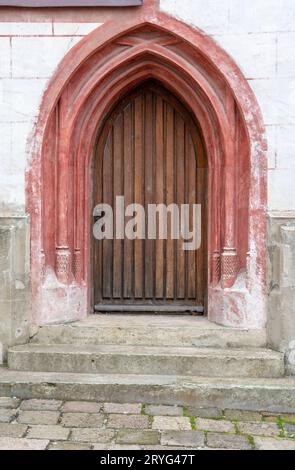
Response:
[26, 3, 267, 328]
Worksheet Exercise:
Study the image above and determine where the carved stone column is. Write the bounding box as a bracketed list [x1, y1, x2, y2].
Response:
[211, 250, 221, 286]
[73, 249, 83, 282]
[55, 247, 71, 284]
[221, 248, 239, 288]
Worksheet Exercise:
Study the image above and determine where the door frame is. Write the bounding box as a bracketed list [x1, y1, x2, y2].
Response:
[92, 81, 208, 313]
[26, 1, 267, 328]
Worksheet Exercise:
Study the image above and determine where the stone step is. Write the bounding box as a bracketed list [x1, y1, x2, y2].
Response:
[0, 367, 294, 413]
[7, 344, 284, 378]
[31, 315, 267, 349]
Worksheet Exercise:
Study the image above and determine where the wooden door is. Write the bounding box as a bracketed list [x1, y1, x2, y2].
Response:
[93, 82, 207, 313]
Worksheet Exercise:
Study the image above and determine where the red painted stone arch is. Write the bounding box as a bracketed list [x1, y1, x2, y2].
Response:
[26, 0, 267, 328]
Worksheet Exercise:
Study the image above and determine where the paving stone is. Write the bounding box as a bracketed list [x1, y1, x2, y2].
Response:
[116, 429, 160, 445]
[254, 437, 295, 450]
[0, 409, 18, 423]
[61, 412, 104, 428]
[224, 409, 262, 422]
[263, 416, 280, 423]
[70, 428, 115, 443]
[18, 410, 60, 425]
[27, 425, 70, 441]
[0, 437, 49, 450]
[161, 430, 205, 447]
[141, 445, 197, 450]
[0, 398, 20, 409]
[281, 414, 295, 423]
[107, 414, 149, 429]
[21, 399, 62, 411]
[207, 433, 252, 450]
[238, 421, 279, 437]
[103, 403, 142, 414]
[94, 444, 141, 450]
[63, 401, 102, 413]
[0, 423, 28, 438]
[152, 416, 191, 431]
[186, 407, 223, 419]
[283, 422, 295, 436]
[145, 405, 183, 416]
[49, 441, 92, 450]
[197, 418, 235, 433]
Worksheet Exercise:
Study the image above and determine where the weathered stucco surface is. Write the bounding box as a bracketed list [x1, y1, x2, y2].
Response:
[268, 213, 295, 374]
[0, 0, 295, 213]
[0, 217, 30, 360]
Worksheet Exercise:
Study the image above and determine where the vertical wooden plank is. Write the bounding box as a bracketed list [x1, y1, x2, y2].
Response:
[200, 166, 208, 306]
[123, 103, 133, 298]
[113, 113, 123, 299]
[165, 103, 174, 299]
[102, 131, 113, 298]
[94, 142, 103, 304]
[175, 113, 185, 299]
[195, 133, 206, 306]
[186, 130, 197, 299]
[144, 91, 154, 299]
[155, 95, 164, 299]
[134, 95, 144, 298]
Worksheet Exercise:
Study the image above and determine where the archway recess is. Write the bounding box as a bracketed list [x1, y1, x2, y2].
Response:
[26, 0, 267, 328]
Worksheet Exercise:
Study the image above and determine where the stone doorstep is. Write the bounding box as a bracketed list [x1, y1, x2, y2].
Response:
[33, 316, 267, 350]
[7, 344, 284, 379]
[1, 369, 295, 413]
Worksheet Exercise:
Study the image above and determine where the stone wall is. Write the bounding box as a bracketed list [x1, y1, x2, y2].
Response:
[0, 217, 30, 361]
[0, 0, 295, 214]
[268, 213, 295, 374]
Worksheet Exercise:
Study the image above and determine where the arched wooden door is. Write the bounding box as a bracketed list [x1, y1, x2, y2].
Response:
[93, 82, 207, 313]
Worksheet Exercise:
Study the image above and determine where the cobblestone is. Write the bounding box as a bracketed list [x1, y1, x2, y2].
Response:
[237, 421, 279, 437]
[206, 433, 252, 450]
[61, 412, 104, 428]
[0, 398, 20, 409]
[152, 416, 191, 431]
[0, 409, 18, 423]
[0, 423, 27, 438]
[145, 405, 183, 416]
[0, 397, 293, 450]
[18, 410, 60, 425]
[21, 399, 62, 411]
[197, 418, 235, 433]
[63, 401, 102, 413]
[27, 425, 70, 441]
[107, 414, 149, 429]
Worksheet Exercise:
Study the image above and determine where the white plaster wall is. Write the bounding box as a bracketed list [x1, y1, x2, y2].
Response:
[0, 1, 294, 214]
[161, 0, 295, 211]
[0, 21, 102, 216]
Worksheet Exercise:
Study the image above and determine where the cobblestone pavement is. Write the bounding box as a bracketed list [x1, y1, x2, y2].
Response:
[0, 397, 295, 450]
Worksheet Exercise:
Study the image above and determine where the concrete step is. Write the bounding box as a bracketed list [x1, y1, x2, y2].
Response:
[0, 367, 294, 413]
[7, 344, 284, 378]
[31, 315, 267, 349]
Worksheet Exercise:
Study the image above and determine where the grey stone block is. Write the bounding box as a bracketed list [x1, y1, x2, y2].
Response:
[207, 433, 252, 450]
[107, 414, 149, 429]
[18, 410, 60, 425]
[116, 429, 160, 445]
[27, 425, 70, 441]
[0, 437, 49, 450]
[161, 430, 205, 447]
[61, 412, 104, 428]
[63, 401, 102, 413]
[0, 423, 27, 438]
[21, 399, 62, 411]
